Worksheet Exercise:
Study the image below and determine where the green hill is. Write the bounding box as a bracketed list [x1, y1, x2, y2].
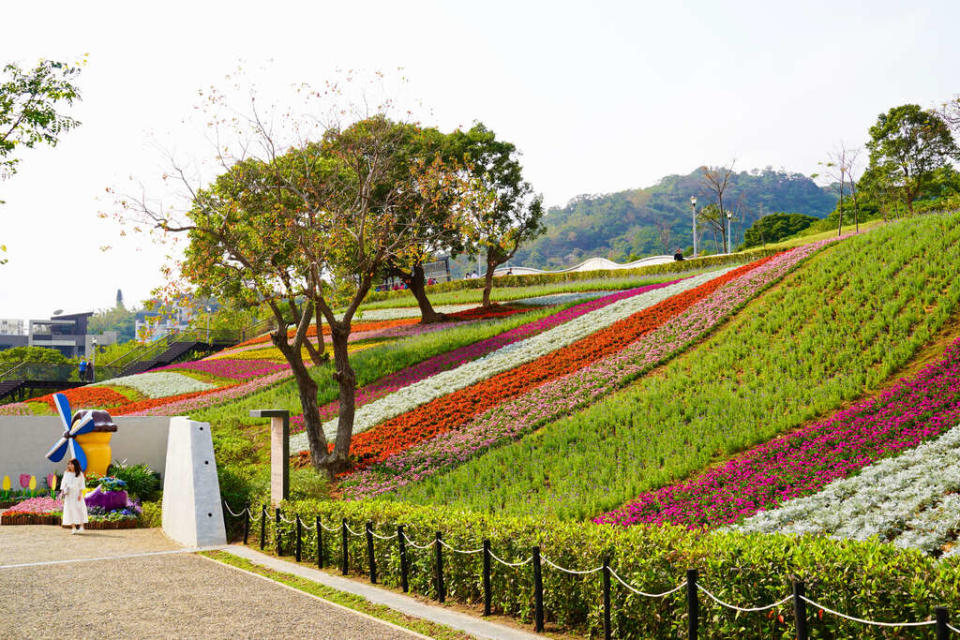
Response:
[513, 167, 837, 269]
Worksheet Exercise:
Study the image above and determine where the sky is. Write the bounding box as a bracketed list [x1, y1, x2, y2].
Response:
[1, 0, 957, 320]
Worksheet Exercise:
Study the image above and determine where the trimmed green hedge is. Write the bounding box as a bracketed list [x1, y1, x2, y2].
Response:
[248, 499, 960, 640]
[363, 249, 780, 303]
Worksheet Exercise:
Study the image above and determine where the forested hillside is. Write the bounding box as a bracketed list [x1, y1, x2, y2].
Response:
[512, 167, 837, 269]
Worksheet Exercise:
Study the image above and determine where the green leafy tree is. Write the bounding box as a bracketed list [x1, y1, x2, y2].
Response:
[866, 104, 959, 213]
[0, 346, 72, 365]
[741, 213, 818, 248]
[125, 111, 468, 476]
[447, 124, 544, 306]
[1, 58, 83, 263]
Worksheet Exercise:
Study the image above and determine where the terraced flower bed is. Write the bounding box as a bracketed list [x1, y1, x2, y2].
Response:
[348, 239, 835, 497]
[397, 214, 960, 520]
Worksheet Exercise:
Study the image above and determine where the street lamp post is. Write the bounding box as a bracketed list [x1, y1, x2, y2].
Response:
[205, 305, 212, 344]
[726, 211, 733, 253]
[91, 338, 98, 383]
[690, 196, 698, 257]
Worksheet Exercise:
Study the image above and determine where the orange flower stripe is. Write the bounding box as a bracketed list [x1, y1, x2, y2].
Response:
[31, 386, 131, 410]
[233, 318, 421, 348]
[348, 258, 776, 464]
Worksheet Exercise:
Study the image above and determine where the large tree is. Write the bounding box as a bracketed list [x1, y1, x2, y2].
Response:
[1, 58, 83, 263]
[447, 124, 544, 307]
[866, 104, 959, 213]
[699, 163, 735, 253]
[126, 113, 468, 476]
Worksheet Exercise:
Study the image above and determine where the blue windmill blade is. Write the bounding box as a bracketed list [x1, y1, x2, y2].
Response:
[69, 413, 95, 437]
[53, 393, 72, 429]
[68, 438, 88, 472]
[46, 436, 71, 462]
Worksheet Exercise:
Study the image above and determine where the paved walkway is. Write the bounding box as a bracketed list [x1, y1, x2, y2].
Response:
[225, 545, 548, 640]
[0, 526, 426, 639]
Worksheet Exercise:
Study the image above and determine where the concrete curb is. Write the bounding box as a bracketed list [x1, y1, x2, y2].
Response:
[222, 544, 549, 640]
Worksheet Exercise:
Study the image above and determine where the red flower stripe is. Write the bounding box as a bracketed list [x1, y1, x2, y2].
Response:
[348, 258, 776, 465]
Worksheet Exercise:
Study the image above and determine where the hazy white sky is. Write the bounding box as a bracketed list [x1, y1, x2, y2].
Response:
[1, 0, 956, 320]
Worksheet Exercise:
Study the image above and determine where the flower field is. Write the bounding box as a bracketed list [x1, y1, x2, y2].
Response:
[92, 371, 214, 398]
[596, 335, 960, 531]
[735, 421, 960, 555]
[346, 238, 836, 497]
[394, 214, 960, 520]
[316, 270, 729, 443]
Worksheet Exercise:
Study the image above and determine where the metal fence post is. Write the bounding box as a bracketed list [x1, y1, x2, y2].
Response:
[295, 515, 302, 563]
[602, 557, 612, 640]
[275, 508, 282, 556]
[687, 569, 699, 640]
[533, 546, 544, 633]
[366, 521, 377, 584]
[435, 531, 445, 603]
[341, 519, 349, 575]
[316, 516, 324, 568]
[936, 607, 948, 640]
[793, 580, 807, 640]
[398, 525, 409, 593]
[242, 503, 250, 546]
[482, 539, 492, 616]
[259, 505, 266, 550]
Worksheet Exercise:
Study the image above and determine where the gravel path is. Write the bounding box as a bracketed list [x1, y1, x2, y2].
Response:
[0, 525, 180, 565]
[0, 526, 424, 639]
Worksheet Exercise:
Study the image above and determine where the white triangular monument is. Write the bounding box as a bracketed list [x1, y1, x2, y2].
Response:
[162, 417, 226, 547]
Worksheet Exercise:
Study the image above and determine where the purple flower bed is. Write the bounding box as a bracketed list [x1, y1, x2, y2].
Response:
[594, 336, 960, 530]
[289, 280, 682, 434]
[158, 358, 288, 380]
[344, 240, 838, 499]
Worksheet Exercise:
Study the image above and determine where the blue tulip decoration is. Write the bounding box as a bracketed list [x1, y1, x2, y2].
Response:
[45, 393, 95, 471]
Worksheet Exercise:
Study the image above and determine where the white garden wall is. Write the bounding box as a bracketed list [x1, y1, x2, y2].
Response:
[0, 416, 171, 481]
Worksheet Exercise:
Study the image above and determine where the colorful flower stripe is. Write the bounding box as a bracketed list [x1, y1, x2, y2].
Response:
[593, 334, 960, 530]
[343, 264, 757, 464]
[735, 422, 960, 555]
[31, 386, 131, 410]
[513, 291, 608, 306]
[345, 244, 828, 497]
[288, 283, 684, 437]
[126, 368, 294, 416]
[232, 317, 421, 349]
[92, 371, 213, 398]
[0, 402, 31, 416]
[157, 358, 288, 380]
[111, 387, 223, 415]
[357, 304, 477, 321]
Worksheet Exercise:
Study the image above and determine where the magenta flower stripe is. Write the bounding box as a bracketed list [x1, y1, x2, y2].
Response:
[594, 337, 960, 530]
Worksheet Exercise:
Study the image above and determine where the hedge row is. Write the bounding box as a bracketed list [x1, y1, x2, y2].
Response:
[250, 499, 960, 640]
[362, 249, 780, 303]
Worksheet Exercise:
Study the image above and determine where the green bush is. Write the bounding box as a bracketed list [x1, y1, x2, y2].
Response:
[139, 500, 162, 528]
[252, 499, 960, 640]
[107, 462, 161, 501]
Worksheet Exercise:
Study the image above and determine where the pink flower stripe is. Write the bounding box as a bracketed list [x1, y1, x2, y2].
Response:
[344, 240, 838, 499]
[0, 402, 31, 416]
[157, 358, 288, 380]
[594, 336, 960, 529]
[289, 280, 683, 434]
[4, 497, 62, 514]
[128, 368, 294, 416]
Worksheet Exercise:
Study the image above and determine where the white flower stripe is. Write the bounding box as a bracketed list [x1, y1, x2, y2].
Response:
[735, 423, 960, 555]
[356, 304, 476, 321]
[302, 268, 735, 446]
[512, 291, 608, 306]
[91, 371, 214, 398]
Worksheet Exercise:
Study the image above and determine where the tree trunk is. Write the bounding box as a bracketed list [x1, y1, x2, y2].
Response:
[482, 258, 496, 307]
[408, 264, 446, 324]
[292, 364, 323, 465]
[836, 179, 844, 237]
[326, 322, 356, 478]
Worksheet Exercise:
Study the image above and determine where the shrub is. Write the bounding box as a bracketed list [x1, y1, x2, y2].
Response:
[107, 462, 161, 501]
[140, 500, 162, 528]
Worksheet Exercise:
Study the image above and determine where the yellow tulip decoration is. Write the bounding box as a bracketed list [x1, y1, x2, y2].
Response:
[28, 475, 36, 497]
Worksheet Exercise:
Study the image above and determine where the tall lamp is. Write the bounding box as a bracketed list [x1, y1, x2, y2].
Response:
[690, 196, 698, 257]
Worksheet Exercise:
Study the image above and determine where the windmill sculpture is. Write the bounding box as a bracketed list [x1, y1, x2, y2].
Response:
[45, 393, 95, 471]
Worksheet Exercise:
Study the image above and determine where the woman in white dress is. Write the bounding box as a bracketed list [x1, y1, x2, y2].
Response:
[61, 458, 88, 534]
